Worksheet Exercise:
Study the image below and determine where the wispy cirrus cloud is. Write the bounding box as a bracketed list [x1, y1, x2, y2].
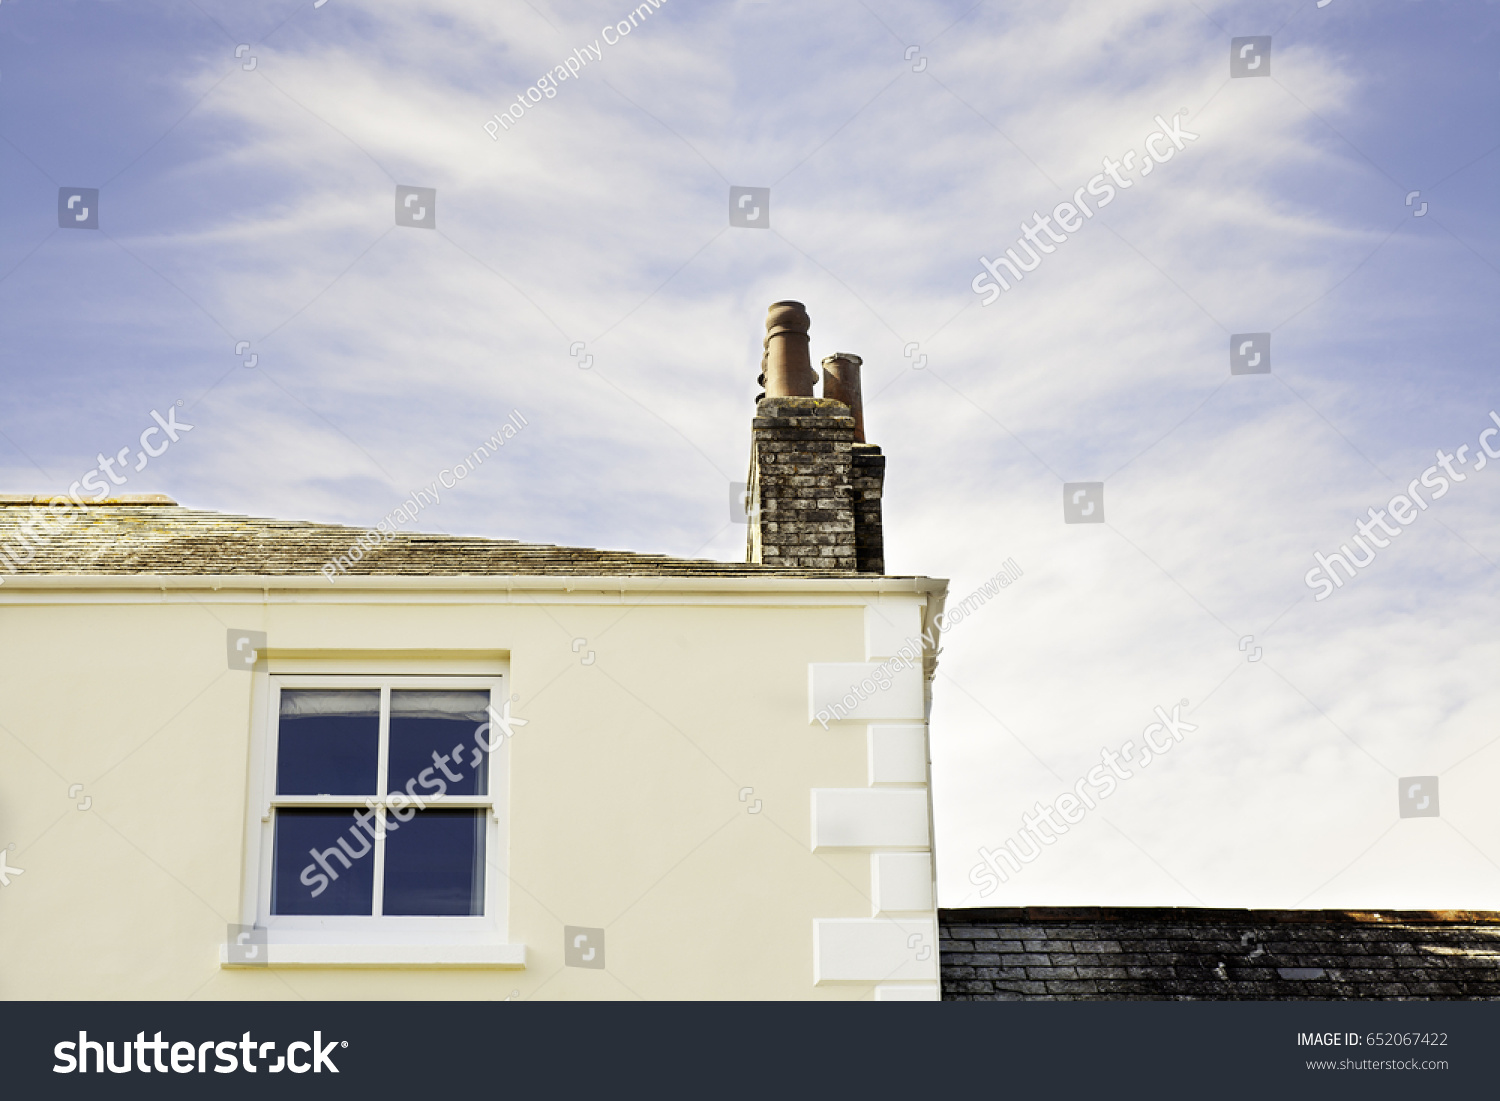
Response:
[0, 0, 1496, 907]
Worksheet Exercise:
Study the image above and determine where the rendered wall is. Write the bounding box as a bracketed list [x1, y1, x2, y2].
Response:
[0, 580, 938, 1000]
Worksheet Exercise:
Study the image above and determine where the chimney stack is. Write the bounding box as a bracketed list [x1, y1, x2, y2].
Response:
[746, 303, 886, 573]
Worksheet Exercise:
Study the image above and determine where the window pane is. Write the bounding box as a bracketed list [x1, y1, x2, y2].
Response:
[382, 809, 486, 916]
[277, 689, 379, 795]
[272, 809, 375, 915]
[387, 690, 490, 798]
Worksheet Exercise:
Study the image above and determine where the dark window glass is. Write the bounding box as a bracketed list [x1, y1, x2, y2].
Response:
[387, 690, 489, 798]
[276, 689, 379, 795]
[382, 809, 486, 916]
[272, 809, 376, 915]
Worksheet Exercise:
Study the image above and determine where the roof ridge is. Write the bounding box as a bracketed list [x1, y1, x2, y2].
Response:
[0, 500, 903, 577]
[0, 493, 177, 506]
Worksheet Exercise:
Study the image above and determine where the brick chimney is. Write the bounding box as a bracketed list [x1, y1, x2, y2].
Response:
[746, 303, 886, 573]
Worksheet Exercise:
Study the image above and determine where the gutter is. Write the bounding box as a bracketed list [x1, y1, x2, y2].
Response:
[0, 573, 949, 598]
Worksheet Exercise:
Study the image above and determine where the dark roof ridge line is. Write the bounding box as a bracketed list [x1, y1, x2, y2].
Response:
[942, 906, 1500, 925]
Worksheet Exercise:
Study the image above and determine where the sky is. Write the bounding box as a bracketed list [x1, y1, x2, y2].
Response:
[1, 0, 1497, 910]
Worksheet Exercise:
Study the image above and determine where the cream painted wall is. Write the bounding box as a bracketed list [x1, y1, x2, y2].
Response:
[0, 577, 940, 1000]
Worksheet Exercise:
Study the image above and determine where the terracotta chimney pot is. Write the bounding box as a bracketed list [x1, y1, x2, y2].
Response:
[761, 300, 818, 397]
[821, 353, 865, 443]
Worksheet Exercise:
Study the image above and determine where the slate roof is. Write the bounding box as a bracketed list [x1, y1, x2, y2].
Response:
[0, 497, 894, 580]
[941, 908, 1500, 1000]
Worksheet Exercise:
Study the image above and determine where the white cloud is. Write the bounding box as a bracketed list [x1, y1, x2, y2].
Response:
[2, 0, 1496, 908]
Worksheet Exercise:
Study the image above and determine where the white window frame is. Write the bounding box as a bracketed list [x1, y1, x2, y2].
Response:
[236, 673, 518, 963]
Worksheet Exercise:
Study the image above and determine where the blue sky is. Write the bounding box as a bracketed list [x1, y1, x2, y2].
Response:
[2, 0, 1498, 908]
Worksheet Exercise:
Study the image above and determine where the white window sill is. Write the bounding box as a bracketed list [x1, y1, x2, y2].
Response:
[220, 943, 527, 969]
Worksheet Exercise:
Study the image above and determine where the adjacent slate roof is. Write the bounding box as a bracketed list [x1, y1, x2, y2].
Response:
[942, 907, 1500, 1000]
[0, 498, 895, 580]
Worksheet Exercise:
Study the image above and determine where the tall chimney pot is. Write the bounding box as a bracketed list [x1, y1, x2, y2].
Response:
[761, 300, 818, 398]
[820, 353, 866, 443]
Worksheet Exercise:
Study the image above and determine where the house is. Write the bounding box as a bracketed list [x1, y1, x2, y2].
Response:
[0, 301, 947, 1000]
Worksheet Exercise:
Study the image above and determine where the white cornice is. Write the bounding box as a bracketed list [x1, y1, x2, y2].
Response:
[0, 572, 949, 603]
